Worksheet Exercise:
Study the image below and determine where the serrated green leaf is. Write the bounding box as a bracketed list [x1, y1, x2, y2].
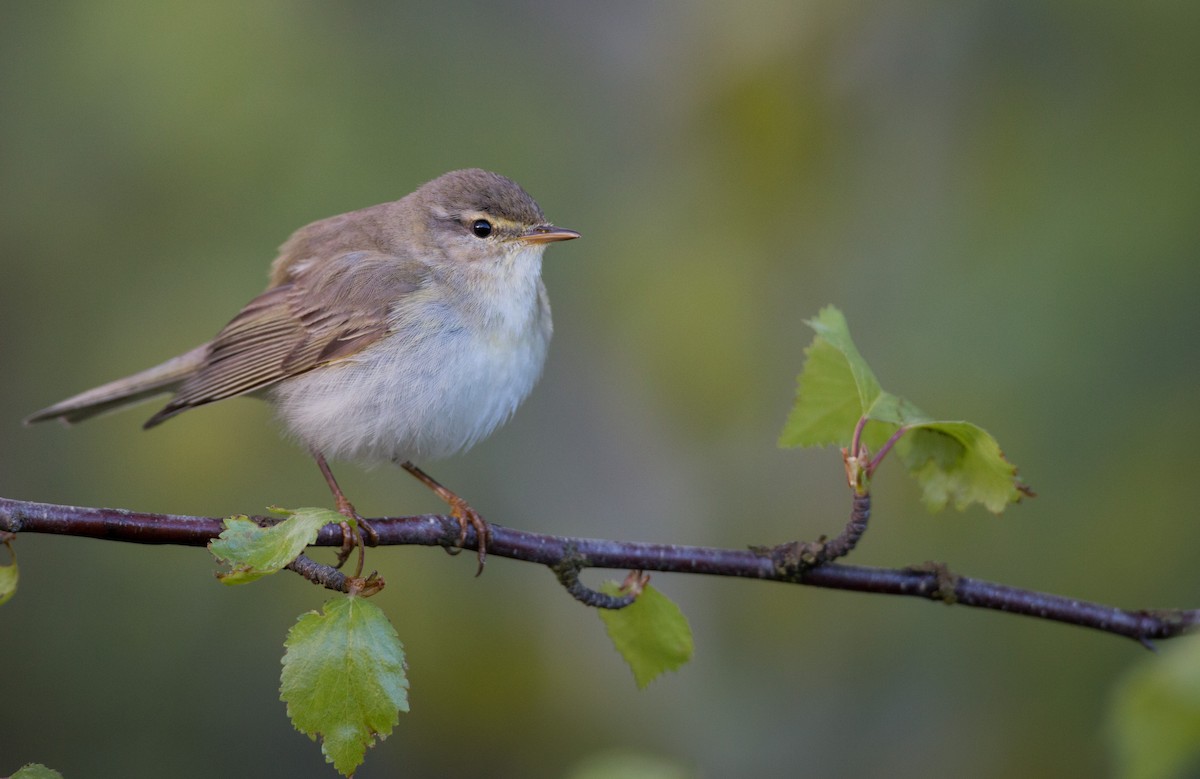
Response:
[780, 306, 930, 448]
[0, 548, 17, 607]
[806, 306, 882, 411]
[281, 596, 408, 777]
[779, 332, 866, 447]
[897, 422, 1025, 513]
[1110, 634, 1200, 779]
[209, 507, 344, 584]
[598, 583, 693, 689]
[11, 765, 64, 779]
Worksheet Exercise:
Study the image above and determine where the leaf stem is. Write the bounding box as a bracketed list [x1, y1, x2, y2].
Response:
[850, 414, 869, 459]
[867, 425, 909, 476]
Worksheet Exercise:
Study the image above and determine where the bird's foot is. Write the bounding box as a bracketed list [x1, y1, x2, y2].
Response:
[332, 497, 376, 577]
[447, 495, 490, 577]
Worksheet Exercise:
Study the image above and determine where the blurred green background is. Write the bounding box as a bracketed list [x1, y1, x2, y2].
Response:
[2, 2, 1198, 777]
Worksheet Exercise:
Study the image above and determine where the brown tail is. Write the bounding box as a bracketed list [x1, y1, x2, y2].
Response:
[24, 344, 208, 427]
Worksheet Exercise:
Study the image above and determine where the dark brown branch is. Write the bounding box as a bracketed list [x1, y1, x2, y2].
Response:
[1, 496, 1195, 644]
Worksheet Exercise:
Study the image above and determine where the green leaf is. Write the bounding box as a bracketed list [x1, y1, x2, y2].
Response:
[779, 305, 1029, 513]
[598, 583, 693, 689]
[863, 390, 932, 428]
[806, 305, 883, 412]
[779, 306, 880, 447]
[1110, 634, 1200, 779]
[0, 547, 17, 607]
[778, 331, 866, 447]
[209, 507, 345, 584]
[11, 765, 64, 779]
[897, 422, 1026, 513]
[779, 307, 932, 449]
[281, 596, 409, 777]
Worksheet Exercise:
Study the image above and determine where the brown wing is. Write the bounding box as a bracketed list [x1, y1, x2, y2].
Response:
[144, 250, 426, 427]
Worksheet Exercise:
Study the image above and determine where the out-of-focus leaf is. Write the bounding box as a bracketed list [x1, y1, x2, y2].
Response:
[0, 545, 17, 606]
[565, 748, 691, 779]
[11, 765, 64, 779]
[1110, 634, 1200, 779]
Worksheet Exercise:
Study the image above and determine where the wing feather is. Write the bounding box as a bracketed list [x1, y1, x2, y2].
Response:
[144, 250, 425, 426]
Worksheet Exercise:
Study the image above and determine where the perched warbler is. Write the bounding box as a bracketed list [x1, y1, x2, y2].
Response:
[26, 168, 580, 570]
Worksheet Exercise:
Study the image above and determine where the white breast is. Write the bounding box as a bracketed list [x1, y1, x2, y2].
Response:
[270, 249, 552, 464]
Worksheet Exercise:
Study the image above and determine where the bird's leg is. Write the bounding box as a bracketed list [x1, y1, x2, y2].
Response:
[313, 451, 377, 574]
[399, 460, 490, 576]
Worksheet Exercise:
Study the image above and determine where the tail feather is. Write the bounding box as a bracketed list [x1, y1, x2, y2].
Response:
[24, 344, 208, 426]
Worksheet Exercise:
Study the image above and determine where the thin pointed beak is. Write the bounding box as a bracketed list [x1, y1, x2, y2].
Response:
[521, 225, 581, 244]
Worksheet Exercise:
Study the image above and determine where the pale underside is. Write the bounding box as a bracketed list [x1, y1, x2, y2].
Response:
[154, 242, 553, 464]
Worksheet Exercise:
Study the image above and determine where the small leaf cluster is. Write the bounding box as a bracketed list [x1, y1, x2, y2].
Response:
[780, 306, 1029, 513]
[210, 508, 406, 776]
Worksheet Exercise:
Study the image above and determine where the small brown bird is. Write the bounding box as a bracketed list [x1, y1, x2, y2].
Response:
[26, 169, 580, 570]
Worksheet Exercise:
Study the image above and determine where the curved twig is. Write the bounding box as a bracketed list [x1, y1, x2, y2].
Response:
[553, 558, 638, 609]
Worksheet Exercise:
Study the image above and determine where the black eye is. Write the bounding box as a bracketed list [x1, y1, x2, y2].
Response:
[471, 219, 493, 238]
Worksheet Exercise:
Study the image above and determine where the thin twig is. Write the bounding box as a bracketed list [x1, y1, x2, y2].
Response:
[285, 553, 352, 592]
[757, 491, 872, 575]
[553, 558, 638, 610]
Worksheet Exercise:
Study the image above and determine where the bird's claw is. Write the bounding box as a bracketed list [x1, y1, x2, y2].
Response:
[447, 497, 490, 577]
[331, 499, 373, 577]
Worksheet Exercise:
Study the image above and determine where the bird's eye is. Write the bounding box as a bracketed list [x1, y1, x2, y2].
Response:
[471, 219, 493, 238]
